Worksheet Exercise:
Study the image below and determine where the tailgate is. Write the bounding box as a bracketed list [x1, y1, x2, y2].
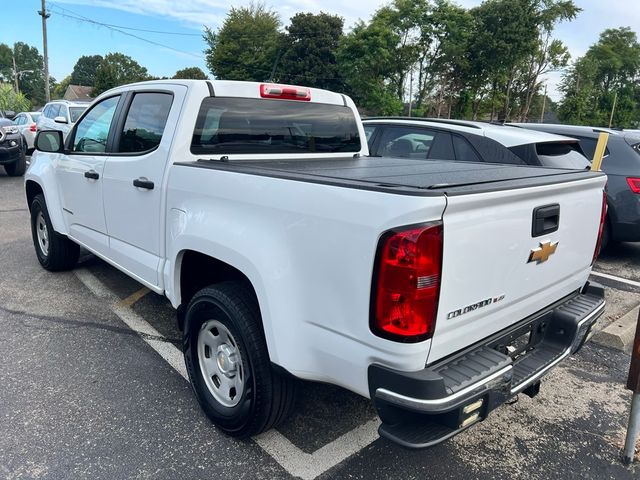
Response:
[428, 175, 607, 363]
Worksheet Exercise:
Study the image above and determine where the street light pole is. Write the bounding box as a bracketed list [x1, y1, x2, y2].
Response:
[12, 54, 20, 93]
[38, 0, 51, 103]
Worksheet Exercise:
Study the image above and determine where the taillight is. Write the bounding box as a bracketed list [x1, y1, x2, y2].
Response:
[592, 190, 608, 264]
[627, 177, 640, 194]
[260, 84, 311, 101]
[30, 123, 37, 132]
[371, 223, 443, 342]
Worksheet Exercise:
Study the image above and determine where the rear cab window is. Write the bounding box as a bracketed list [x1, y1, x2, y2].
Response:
[191, 97, 361, 155]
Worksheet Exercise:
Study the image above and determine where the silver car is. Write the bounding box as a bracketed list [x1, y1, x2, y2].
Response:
[13, 112, 41, 153]
[36, 100, 89, 140]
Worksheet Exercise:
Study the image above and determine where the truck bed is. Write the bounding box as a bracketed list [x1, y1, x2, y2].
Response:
[176, 156, 603, 196]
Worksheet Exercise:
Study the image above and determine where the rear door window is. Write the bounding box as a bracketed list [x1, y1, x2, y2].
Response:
[191, 97, 361, 154]
[536, 142, 591, 169]
[376, 126, 455, 160]
[117, 92, 173, 154]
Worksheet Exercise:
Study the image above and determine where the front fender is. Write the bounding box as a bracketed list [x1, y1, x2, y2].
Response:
[25, 152, 67, 235]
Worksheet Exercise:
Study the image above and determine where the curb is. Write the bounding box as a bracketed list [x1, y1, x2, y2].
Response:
[592, 305, 640, 352]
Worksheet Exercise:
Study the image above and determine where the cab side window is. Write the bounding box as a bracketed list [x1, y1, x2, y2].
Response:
[72, 96, 120, 153]
[117, 93, 173, 154]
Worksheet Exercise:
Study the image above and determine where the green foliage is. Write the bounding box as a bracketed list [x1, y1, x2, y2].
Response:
[0, 42, 50, 107]
[559, 27, 640, 127]
[337, 20, 404, 115]
[0, 83, 31, 112]
[52, 75, 72, 100]
[93, 53, 150, 96]
[71, 55, 103, 87]
[278, 12, 344, 91]
[204, 3, 281, 81]
[173, 67, 208, 79]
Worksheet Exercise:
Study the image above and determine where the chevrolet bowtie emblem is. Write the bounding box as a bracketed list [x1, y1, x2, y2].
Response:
[528, 241, 559, 264]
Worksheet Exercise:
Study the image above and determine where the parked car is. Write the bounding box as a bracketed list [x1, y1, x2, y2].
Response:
[511, 123, 640, 247]
[363, 117, 590, 169]
[27, 80, 607, 448]
[13, 111, 41, 153]
[36, 100, 89, 139]
[0, 118, 27, 176]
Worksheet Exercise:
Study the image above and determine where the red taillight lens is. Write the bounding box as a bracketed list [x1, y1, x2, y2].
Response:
[371, 223, 443, 342]
[627, 177, 640, 194]
[592, 190, 608, 264]
[30, 123, 37, 132]
[260, 83, 311, 101]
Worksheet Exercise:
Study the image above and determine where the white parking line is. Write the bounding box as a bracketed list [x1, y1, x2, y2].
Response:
[590, 271, 640, 289]
[74, 268, 378, 479]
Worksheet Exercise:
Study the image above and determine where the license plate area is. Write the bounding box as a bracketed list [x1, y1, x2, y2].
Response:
[488, 311, 552, 360]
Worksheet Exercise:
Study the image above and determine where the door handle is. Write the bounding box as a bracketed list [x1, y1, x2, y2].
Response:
[133, 177, 154, 190]
[84, 170, 99, 180]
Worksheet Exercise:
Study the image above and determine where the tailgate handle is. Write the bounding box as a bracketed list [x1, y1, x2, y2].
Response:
[532, 204, 560, 237]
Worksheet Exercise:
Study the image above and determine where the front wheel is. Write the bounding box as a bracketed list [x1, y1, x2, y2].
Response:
[4, 148, 27, 176]
[30, 194, 79, 271]
[183, 282, 296, 438]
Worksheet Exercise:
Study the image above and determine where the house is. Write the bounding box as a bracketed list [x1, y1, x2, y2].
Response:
[63, 85, 93, 102]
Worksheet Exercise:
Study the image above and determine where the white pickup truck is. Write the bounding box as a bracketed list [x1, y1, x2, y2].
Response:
[26, 80, 607, 448]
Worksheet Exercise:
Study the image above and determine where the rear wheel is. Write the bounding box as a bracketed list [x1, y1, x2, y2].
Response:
[184, 282, 296, 438]
[30, 194, 79, 271]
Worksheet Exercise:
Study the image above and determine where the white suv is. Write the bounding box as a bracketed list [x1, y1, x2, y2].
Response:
[36, 100, 89, 139]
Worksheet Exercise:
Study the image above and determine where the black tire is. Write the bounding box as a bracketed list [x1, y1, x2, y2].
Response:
[4, 148, 27, 176]
[30, 194, 80, 271]
[184, 281, 297, 438]
[599, 219, 611, 254]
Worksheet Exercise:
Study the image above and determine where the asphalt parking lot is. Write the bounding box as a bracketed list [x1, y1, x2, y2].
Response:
[1, 168, 640, 479]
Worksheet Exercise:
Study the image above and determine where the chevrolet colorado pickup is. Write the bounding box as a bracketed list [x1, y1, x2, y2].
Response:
[26, 80, 607, 448]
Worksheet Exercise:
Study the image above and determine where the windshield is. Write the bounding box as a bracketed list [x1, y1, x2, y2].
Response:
[69, 107, 87, 123]
[191, 97, 361, 155]
[31, 113, 41, 122]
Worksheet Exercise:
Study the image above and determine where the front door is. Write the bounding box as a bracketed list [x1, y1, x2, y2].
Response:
[56, 95, 121, 254]
[102, 88, 184, 288]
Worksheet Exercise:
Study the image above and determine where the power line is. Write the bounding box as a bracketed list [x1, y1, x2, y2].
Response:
[48, 3, 204, 59]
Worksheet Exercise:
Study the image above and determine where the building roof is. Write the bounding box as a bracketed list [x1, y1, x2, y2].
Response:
[63, 85, 94, 102]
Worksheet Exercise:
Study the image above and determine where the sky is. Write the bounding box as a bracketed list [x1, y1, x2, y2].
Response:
[2, 0, 640, 102]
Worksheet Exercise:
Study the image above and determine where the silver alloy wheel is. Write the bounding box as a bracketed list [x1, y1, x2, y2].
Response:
[36, 211, 49, 256]
[197, 319, 245, 407]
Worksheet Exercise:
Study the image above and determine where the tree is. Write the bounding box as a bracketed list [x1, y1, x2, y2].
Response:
[277, 12, 344, 91]
[204, 3, 281, 81]
[0, 84, 31, 113]
[0, 42, 50, 107]
[559, 27, 640, 127]
[337, 20, 403, 115]
[173, 67, 208, 79]
[93, 53, 150, 95]
[53, 75, 72, 99]
[71, 55, 103, 87]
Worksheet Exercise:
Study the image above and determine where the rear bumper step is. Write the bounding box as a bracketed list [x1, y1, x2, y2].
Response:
[368, 281, 605, 449]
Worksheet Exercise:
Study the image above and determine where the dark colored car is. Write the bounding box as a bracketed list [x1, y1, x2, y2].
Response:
[512, 124, 640, 247]
[0, 118, 27, 177]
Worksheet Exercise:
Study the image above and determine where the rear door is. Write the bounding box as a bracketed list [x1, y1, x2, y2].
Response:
[102, 87, 185, 288]
[428, 175, 606, 362]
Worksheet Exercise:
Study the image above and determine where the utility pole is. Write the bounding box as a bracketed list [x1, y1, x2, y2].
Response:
[408, 70, 413, 117]
[539, 84, 547, 123]
[38, 0, 51, 103]
[609, 90, 618, 129]
[12, 55, 19, 93]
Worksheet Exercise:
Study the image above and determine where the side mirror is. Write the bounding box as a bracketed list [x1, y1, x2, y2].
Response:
[54, 116, 68, 124]
[35, 130, 64, 153]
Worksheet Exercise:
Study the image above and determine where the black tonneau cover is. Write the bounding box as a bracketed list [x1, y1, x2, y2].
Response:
[177, 156, 604, 196]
